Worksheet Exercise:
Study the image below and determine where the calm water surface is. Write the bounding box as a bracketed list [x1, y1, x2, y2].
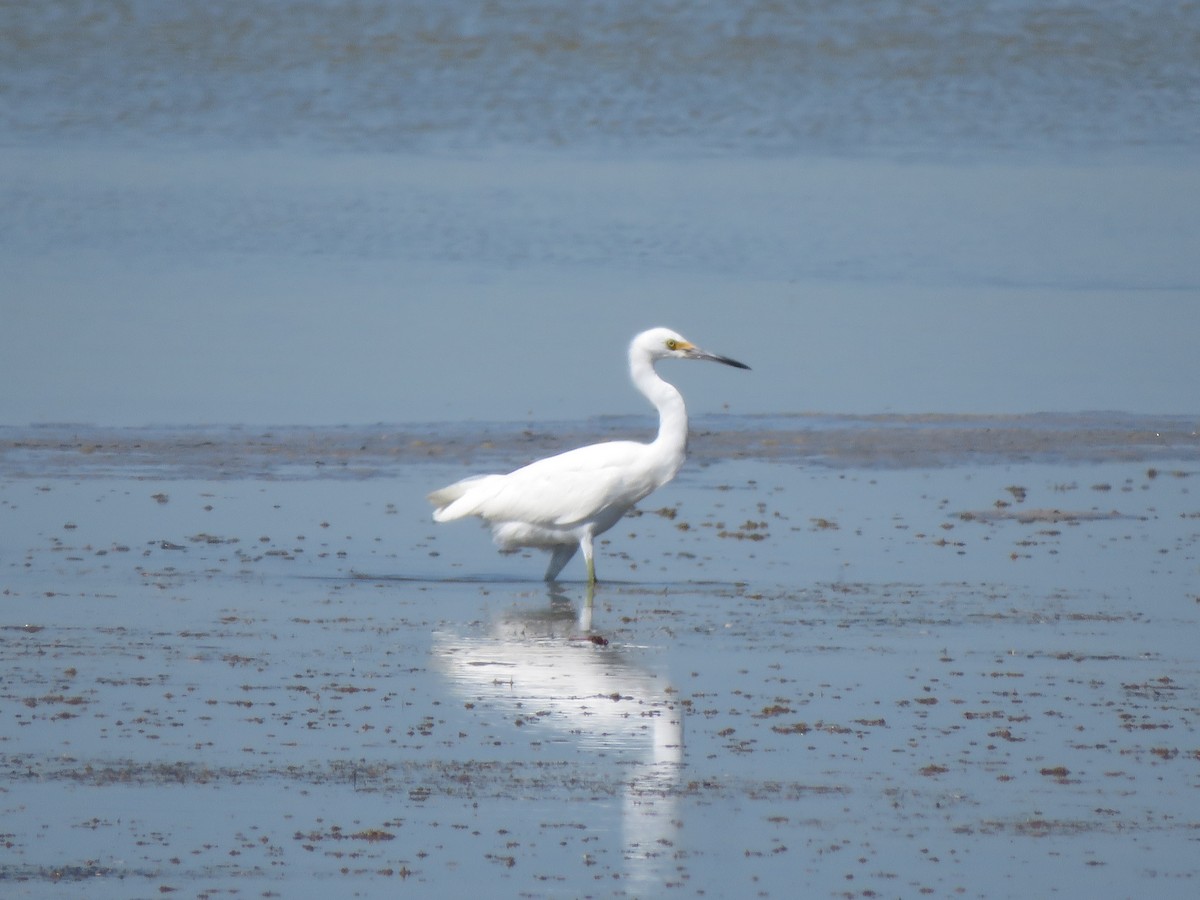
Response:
[2, 0, 1199, 424]
[4, 0, 1198, 155]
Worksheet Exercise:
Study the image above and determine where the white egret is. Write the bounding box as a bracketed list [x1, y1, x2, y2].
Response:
[427, 327, 749, 583]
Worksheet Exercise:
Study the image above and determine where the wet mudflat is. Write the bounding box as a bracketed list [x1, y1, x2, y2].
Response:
[2, 415, 1199, 899]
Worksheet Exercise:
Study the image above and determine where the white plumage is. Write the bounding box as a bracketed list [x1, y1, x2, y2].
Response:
[428, 327, 749, 582]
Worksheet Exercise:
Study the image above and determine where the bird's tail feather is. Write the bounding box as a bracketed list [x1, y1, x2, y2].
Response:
[428, 474, 504, 522]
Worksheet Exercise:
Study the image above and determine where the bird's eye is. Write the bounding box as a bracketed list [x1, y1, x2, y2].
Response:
[665, 339, 678, 350]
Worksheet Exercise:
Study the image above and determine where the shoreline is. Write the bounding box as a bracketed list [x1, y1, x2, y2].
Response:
[3, 412, 1197, 480]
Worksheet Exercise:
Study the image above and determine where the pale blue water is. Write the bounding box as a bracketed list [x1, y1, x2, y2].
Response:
[4, 0, 1198, 156]
[2, 0, 1199, 426]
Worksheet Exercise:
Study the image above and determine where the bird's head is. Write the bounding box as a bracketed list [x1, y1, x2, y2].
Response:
[632, 327, 750, 370]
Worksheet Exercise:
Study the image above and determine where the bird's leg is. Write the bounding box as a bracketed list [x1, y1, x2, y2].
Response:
[544, 544, 577, 582]
[580, 529, 596, 584]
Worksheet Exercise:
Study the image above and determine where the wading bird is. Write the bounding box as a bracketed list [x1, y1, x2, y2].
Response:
[428, 327, 749, 583]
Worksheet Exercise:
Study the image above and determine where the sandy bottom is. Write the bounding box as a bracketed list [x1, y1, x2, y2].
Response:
[1, 417, 1198, 898]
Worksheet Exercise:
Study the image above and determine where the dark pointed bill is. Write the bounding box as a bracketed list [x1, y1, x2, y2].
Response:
[690, 347, 751, 370]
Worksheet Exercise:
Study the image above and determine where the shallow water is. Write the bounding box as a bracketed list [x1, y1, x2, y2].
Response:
[2, 421, 1198, 897]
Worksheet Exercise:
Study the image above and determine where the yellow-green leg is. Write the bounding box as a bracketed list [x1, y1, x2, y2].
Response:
[581, 530, 596, 584]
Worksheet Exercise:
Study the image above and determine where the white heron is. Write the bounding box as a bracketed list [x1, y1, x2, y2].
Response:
[427, 327, 749, 583]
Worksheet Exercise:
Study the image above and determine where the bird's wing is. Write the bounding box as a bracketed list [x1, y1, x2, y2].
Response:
[434, 441, 654, 527]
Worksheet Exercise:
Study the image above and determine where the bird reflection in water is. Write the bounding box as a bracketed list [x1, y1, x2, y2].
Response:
[433, 584, 683, 887]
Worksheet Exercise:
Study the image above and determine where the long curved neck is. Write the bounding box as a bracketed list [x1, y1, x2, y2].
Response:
[631, 352, 688, 459]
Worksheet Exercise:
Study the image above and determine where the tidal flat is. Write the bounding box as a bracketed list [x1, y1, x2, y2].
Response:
[2, 415, 1198, 898]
